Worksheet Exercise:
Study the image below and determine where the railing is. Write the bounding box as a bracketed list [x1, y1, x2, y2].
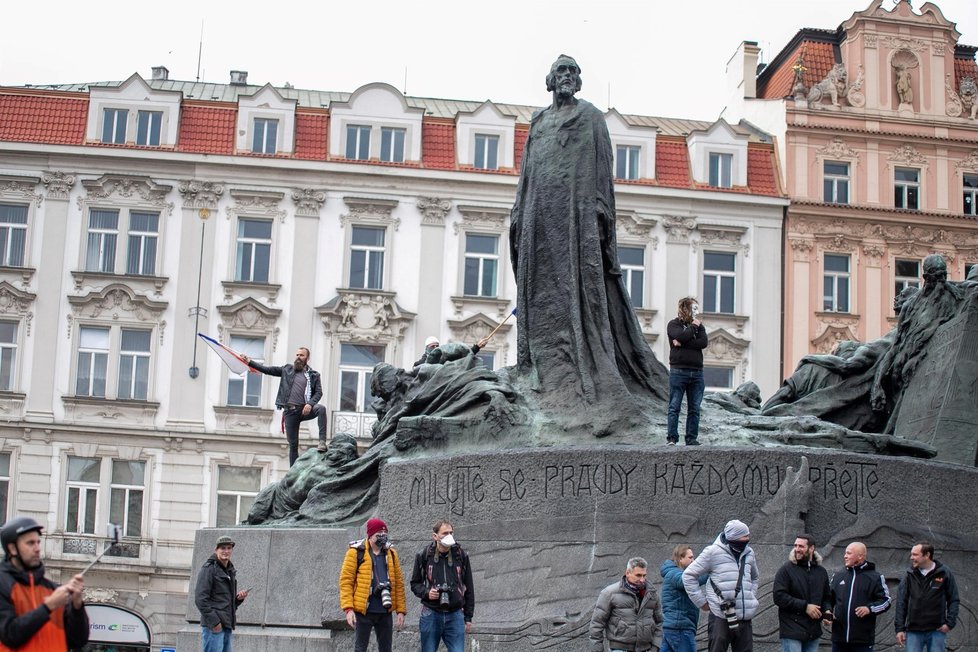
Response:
[331, 410, 377, 441]
[56, 533, 146, 563]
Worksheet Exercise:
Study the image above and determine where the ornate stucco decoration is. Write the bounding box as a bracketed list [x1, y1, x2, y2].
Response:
[67, 283, 167, 342]
[178, 179, 225, 210]
[706, 327, 749, 364]
[78, 175, 173, 215]
[846, 65, 866, 108]
[788, 237, 815, 263]
[0, 176, 42, 206]
[807, 64, 848, 109]
[0, 281, 36, 336]
[217, 297, 282, 351]
[955, 150, 978, 172]
[318, 290, 416, 344]
[883, 36, 930, 53]
[861, 242, 886, 266]
[957, 77, 978, 120]
[816, 137, 860, 161]
[816, 233, 858, 253]
[340, 197, 400, 230]
[292, 188, 327, 217]
[226, 189, 286, 222]
[865, 34, 878, 49]
[416, 197, 452, 226]
[811, 322, 858, 354]
[83, 588, 118, 603]
[661, 215, 697, 242]
[453, 205, 508, 235]
[617, 211, 658, 243]
[447, 313, 512, 357]
[887, 144, 926, 166]
[694, 224, 749, 258]
[40, 171, 76, 200]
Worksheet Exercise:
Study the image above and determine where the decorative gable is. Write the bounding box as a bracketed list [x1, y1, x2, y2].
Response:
[236, 84, 298, 155]
[328, 83, 424, 162]
[605, 109, 657, 180]
[455, 101, 517, 170]
[686, 119, 749, 187]
[86, 73, 182, 147]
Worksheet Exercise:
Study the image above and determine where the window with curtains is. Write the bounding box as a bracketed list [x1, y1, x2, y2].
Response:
[349, 226, 385, 289]
[64, 456, 146, 538]
[0, 203, 28, 267]
[74, 325, 154, 400]
[84, 208, 160, 276]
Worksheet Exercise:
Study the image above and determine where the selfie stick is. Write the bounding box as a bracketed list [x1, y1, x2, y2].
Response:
[79, 524, 121, 577]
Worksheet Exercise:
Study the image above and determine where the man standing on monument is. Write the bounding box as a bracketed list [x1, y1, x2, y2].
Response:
[667, 297, 708, 445]
[194, 535, 249, 652]
[509, 55, 668, 425]
[827, 542, 890, 652]
[682, 519, 760, 652]
[894, 541, 959, 651]
[338, 518, 407, 652]
[589, 557, 663, 652]
[243, 346, 327, 465]
[410, 520, 474, 652]
[772, 535, 832, 652]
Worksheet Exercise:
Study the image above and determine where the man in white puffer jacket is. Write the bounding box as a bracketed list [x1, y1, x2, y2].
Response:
[682, 520, 760, 652]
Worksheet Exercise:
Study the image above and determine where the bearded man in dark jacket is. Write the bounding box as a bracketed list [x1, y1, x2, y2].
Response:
[773, 535, 832, 652]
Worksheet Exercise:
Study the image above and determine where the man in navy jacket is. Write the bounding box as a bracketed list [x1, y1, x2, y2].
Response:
[827, 542, 890, 651]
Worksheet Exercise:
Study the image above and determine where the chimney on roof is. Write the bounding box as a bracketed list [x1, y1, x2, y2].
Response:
[230, 70, 248, 85]
[151, 66, 170, 81]
[726, 41, 762, 100]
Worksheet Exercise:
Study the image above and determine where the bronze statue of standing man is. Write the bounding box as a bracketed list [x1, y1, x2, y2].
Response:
[510, 55, 668, 431]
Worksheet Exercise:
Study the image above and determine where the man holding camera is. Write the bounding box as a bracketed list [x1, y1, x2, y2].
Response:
[682, 519, 760, 652]
[339, 518, 406, 652]
[410, 520, 475, 652]
[772, 535, 832, 652]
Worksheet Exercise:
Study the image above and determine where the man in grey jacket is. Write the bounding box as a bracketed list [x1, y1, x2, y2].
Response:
[682, 520, 760, 652]
[590, 557, 663, 652]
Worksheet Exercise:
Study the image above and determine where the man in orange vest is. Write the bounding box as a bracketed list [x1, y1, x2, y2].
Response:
[0, 516, 89, 651]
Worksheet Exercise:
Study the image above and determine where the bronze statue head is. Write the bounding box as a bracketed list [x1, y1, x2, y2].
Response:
[922, 254, 947, 285]
[546, 54, 582, 95]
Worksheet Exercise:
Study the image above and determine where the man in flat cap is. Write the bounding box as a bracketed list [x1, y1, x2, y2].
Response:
[194, 535, 249, 652]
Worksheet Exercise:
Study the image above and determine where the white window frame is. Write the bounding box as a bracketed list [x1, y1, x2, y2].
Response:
[702, 250, 737, 314]
[380, 126, 406, 163]
[337, 343, 386, 414]
[252, 117, 279, 154]
[225, 335, 266, 407]
[963, 174, 978, 215]
[709, 152, 733, 188]
[64, 456, 101, 535]
[823, 161, 850, 204]
[215, 465, 263, 527]
[823, 253, 851, 313]
[117, 328, 152, 401]
[101, 108, 128, 144]
[703, 365, 735, 390]
[474, 133, 499, 170]
[234, 217, 273, 283]
[0, 451, 11, 522]
[462, 233, 500, 298]
[0, 202, 29, 268]
[0, 321, 18, 392]
[108, 460, 147, 538]
[346, 125, 371, 160]
[348, 225, 386, 290]
[618, 245, 646, 308]
[475, 350, 496, 370]
[63, 456, 148, 540]
[83, 207, 162, 276]
[894, 167, 920, 210]
[72, 323, 156, 401]
[135, 110, 162, 147]
[616, 145, 641, 180]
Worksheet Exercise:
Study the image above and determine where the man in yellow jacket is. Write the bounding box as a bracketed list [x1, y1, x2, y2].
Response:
[339, 518, 406, 652]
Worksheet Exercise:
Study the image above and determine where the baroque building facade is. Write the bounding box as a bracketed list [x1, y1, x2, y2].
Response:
[722, 0, 978, 373]
[0, 69, 785, 646]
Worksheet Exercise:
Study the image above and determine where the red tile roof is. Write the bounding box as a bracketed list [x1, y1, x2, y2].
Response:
[177, 103, 235, 154]
[294, 111, 328, 161]
[953, 55, 978, 90]
[758, 40, 837, 99]
[0, 92, 87, 144]
[513, 124, 529, 172]
[421, 117, 455, 170]
[654, 138, 692, 187]
[746, 143, 780, 196]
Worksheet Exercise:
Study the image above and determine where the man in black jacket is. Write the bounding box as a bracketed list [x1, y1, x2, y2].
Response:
[894, 541, 959, 651]
[194, 535, 249, 652]
[244, 346, 326, 466]
[410, 520, 475, 652]
[773, 535, 832, 652]
[666, 297, 708, 445]
[827, 542, 890, 652]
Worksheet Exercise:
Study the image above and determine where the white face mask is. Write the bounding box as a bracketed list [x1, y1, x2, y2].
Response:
[691, 304, 700, 318]
[440, 534, 456, 547]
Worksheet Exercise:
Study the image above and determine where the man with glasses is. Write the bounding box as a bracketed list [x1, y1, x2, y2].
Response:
[410, 520, 475, 652]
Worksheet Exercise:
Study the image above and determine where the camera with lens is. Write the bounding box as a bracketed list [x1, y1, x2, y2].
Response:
[376, 582, 393, 609]
[822, 611, 834, 622]
[435, 583, 452, 606]
[720, 599, 739, 630]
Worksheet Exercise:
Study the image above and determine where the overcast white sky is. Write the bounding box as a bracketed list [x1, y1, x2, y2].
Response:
[2, 0, 976, 121]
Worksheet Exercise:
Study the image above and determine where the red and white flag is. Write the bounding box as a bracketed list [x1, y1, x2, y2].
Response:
[197, 333, 258, 376]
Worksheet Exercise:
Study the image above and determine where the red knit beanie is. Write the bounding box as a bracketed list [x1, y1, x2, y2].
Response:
[366, 518, 388, 538]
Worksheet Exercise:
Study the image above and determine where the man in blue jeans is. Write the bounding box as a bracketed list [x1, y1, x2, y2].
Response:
[666, 297, 708, 445]
[894, 542, 959, 652]
[194, 535, 249, 652]
[410, 520, 474, 652]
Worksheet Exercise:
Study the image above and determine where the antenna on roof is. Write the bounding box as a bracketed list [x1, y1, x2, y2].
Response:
[403, 67, 408, 95]
[607, 82, 611, 110]
[195, 21, 204, 83]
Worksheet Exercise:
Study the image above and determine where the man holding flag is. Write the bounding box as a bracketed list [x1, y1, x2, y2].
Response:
[242, 346, 327, 466]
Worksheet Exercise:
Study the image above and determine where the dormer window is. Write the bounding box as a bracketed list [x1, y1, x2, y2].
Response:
[616, 145, 640, 180]
[380, 127, 405, 163]
[474, 134, 499, 170]
[709, 153, 732, 188]
[346, 125, 371, 160]
[136, 111, 162, 146]
[252, 118, 278, 154]
[102, 109, 128, 144]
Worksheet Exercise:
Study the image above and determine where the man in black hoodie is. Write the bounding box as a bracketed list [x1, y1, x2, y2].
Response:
[894, 542, 959, 651]
[666, 296, 708, 445]
[410, 520, 474, 652]
[827, 542, 890, 652]
[773, 535, 832, 652]
[194, 535, 249, 652]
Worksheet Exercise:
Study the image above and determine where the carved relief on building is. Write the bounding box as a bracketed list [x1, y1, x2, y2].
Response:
[807, 64, 848, 109]
[883, 36, 930, 53]
[705, 327, 749, 384]
[788, 237, 815, 263]
[617, 211, 658, 243]
[956, 77, 978, 120]
[416, 197, 452, 226]
[0, 282, 35, 336]
[213, 405, 276, 434]
[447, 313, 512, 360]
[453, 205, 508, 235]
[815, 137, 860, 161]
[887, 144, 926, 166]
[0, 175, 42, 206]
[62, 394, 160, 427]
[955, 150, 978, 172]
[83, 588, 119, 604]
[217, 297, 282, 352]
[861, 241, 886, 266]
[78, 175, 174, 215]
[811, 322, 858, 355]
[291, 188, 327, 217]
[694, 224, 749, 258]
[40, 171, 76, 200]
[226, 189, 286, 222]
[846, 65, 866, 108]
[66, 284, 167, 343]
[318, 289, 415, 344]
[661, 215, 697, 242]
[178, 180, 225, 210]
[340, 196, 400, 230]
